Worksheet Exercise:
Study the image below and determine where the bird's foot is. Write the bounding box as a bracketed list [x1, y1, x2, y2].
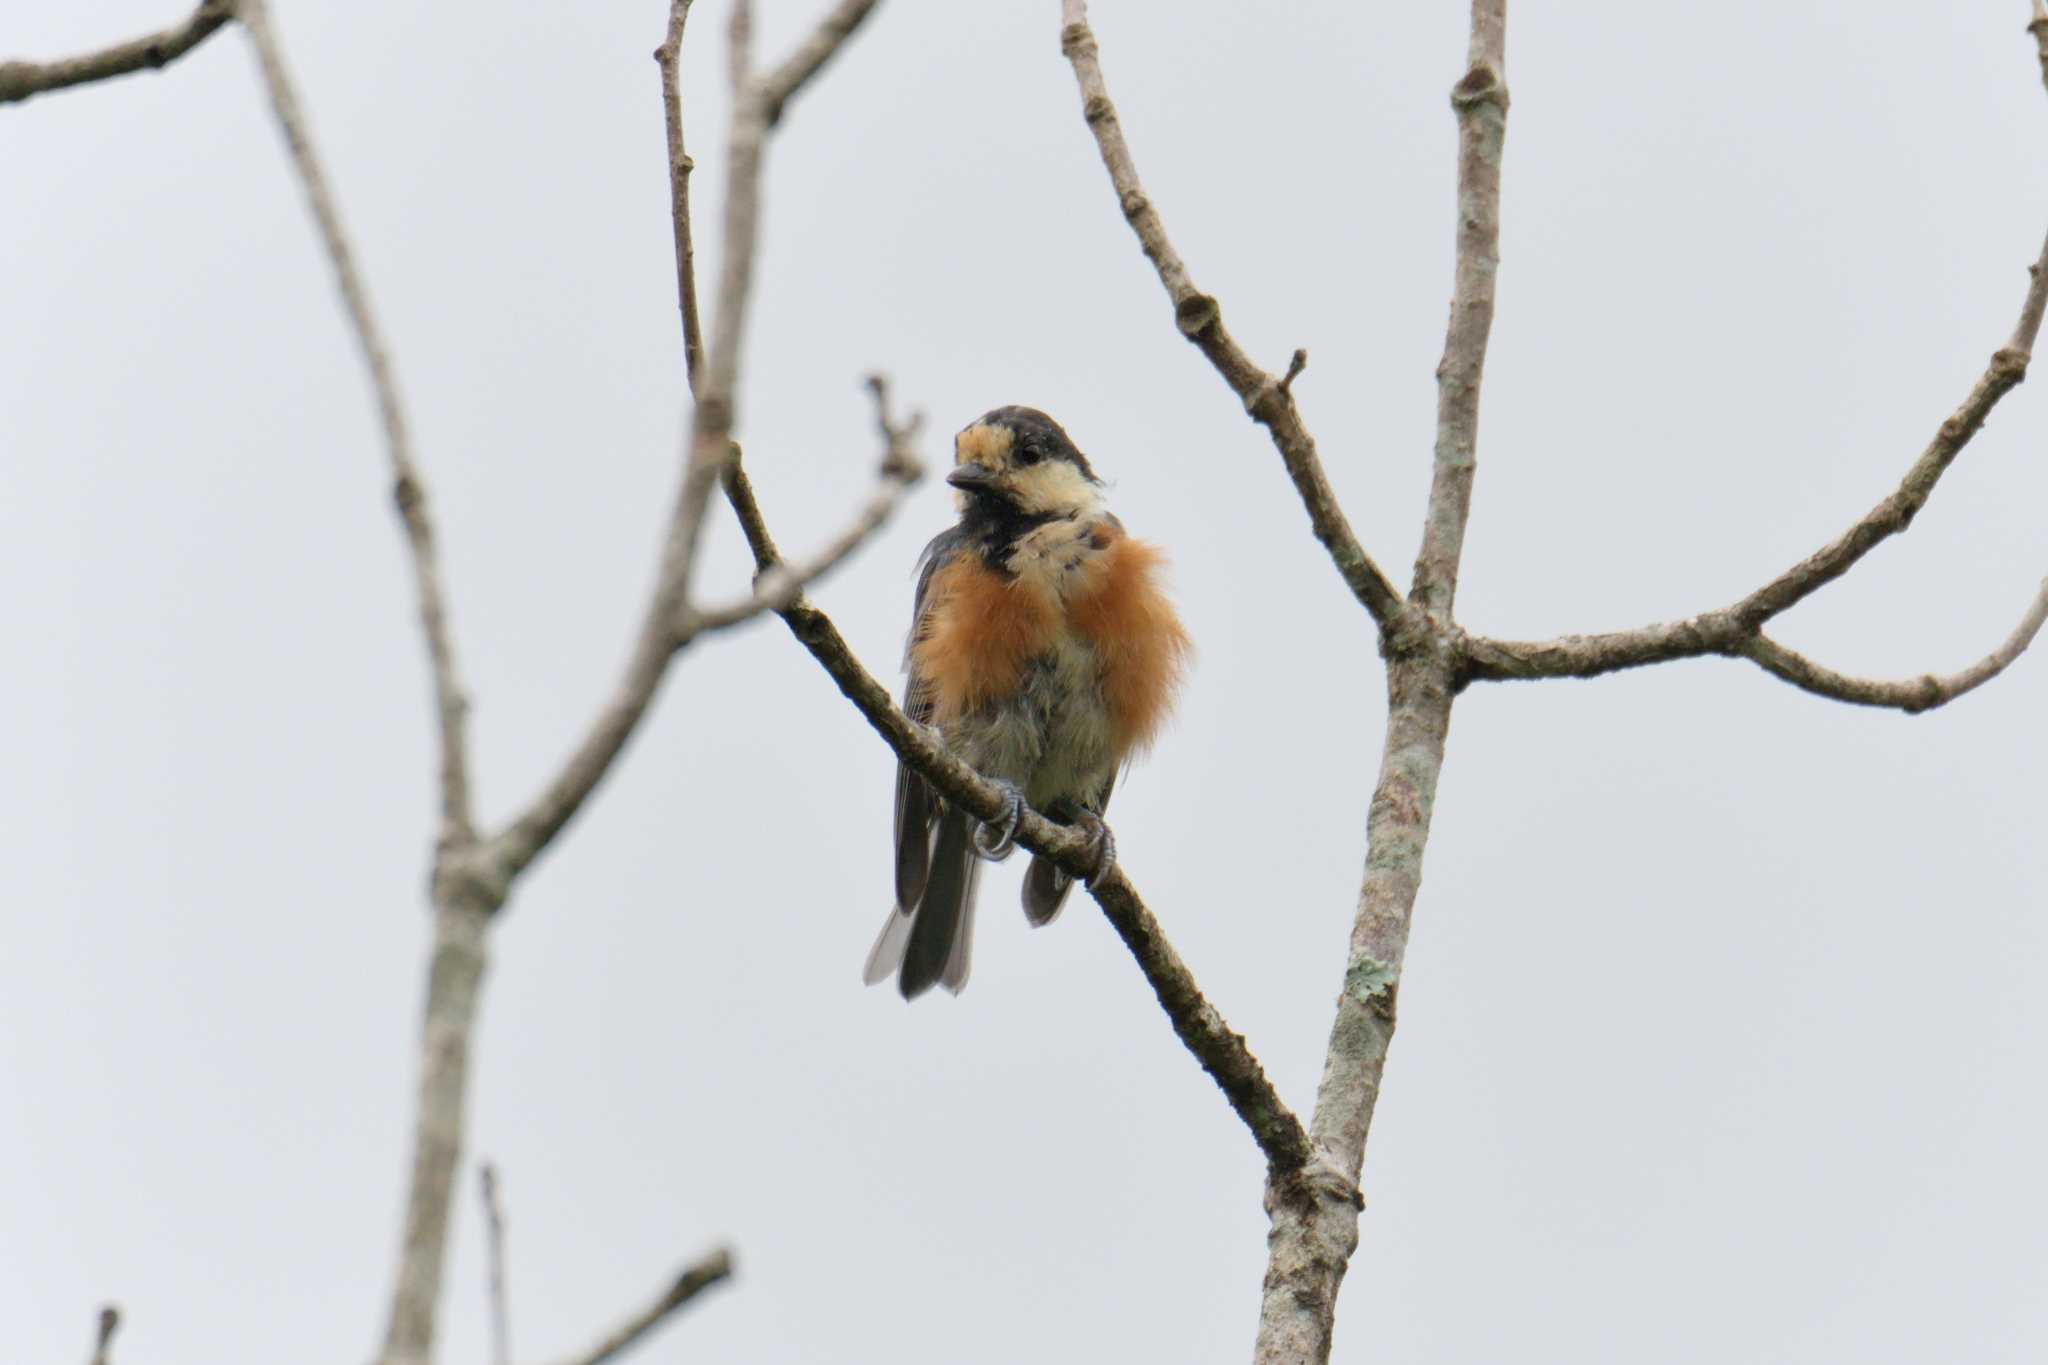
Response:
[972, 781, 1025, 861]
[1052, 803, 1116, 889]
[1079, 813, 1116, 889]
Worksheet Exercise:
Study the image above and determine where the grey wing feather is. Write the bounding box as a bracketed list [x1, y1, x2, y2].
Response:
[891, 527, 962, 912]
[872, 529, 985, 997]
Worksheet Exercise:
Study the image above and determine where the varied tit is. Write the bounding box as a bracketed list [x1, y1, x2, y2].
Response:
[863, 406, 1190, 999]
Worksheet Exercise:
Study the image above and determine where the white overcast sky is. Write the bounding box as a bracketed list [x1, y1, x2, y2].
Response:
[5, 3, 2045, 1362]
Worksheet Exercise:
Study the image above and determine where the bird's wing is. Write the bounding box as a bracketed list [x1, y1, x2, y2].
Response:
[891, 527, 967, 911]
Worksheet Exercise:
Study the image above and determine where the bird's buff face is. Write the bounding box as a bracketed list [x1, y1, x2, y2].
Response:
[948, 419, 1103, 520]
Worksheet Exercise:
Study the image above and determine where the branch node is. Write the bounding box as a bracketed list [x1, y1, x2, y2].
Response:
[1173, 292, 1219, 338]
[432, 842, 511, 916]
[1449, 63, 1507, 109]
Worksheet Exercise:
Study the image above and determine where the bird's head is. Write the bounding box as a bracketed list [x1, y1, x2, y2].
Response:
[947, 406, 1103, 521]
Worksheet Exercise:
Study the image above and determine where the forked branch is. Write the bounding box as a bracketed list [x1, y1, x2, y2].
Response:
[491, 0, 889, 885]
[679, 378, 924, 641]
[1057, 0, 1409, 633]
[1462, 225, 2048, 690]
[1738, 579, 2048, 711]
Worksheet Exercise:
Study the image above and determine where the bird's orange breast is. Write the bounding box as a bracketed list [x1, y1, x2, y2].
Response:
[1069, 533, 1190, 756]
[912, 554, 1061, 723]
[913, 526, 1189, 759]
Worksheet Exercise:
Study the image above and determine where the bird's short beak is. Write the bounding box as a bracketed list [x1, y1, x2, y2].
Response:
[946, 462, 999, 492]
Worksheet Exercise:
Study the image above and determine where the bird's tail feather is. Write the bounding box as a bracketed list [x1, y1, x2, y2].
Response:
[866, 808, 980, 998]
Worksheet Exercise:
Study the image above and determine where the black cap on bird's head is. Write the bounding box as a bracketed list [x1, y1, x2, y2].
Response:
[946, 406, 1103, 518]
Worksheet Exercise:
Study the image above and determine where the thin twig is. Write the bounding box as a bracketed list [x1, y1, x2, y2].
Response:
[723, 456, 1311, 1173]
[1411, 7, 1509, 619]
[238, 0, 475, 848]
[490, 0, 889, 885]
[1056, 0, 1410, 634]
[550, 1248, 734, 1365]
[89, 1305, 119, 1365]
[678, 377, 923, 640]
[480, 1164, 511, 1365]
[0, 1, 231, 105]
[655, 0, 706, 390]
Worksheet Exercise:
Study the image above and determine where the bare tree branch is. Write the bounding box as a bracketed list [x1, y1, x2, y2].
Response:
[758, 0, 882, 125]
[0, 1, 230, 106]
[238, 0, 476, 849]
[1462, 229, 2048, 687]
[1256, 6, 1507, 1362]
[1411, 8, 1508, 619]
[548, 1248, 734, 1365]
[1739, 576, 2048, 710]
[480, 1164, 511, 1365]
[491, 0, 887, 885]
[1736, 359, 2039, 628]
[721, 455, 1312, 1174]
[88, 1305, 119, 1365]
[379, 895, 492, 1365]
[237, 12, 496, 1357]
[1056, 1, 1410, 634]
[655, 0, 706, 390]
[678, 377, 923, 642]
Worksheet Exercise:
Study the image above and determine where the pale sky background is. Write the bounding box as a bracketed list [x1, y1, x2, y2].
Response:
[4, 3, 2045, 1362]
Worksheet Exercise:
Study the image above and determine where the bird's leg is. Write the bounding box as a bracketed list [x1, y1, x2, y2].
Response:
[972, 780, 1025, 861]
[1047, 801, 1117, 888]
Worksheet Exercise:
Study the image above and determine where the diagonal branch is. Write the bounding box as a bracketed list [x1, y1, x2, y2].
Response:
[0, 1, 230, 106]
[1411, 7, 1509, 620]
[720, 459, 1311, 1174]
[1056, 0, 1409, 634]
[547, 1248, 734, 1365]
[238, 0, 475, 848]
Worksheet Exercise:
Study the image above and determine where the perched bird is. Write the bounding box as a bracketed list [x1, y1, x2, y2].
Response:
[864, 406, 1190, 999]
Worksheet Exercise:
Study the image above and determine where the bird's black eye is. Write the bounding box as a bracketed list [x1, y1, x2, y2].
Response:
[1016, 439, 1044, 466]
